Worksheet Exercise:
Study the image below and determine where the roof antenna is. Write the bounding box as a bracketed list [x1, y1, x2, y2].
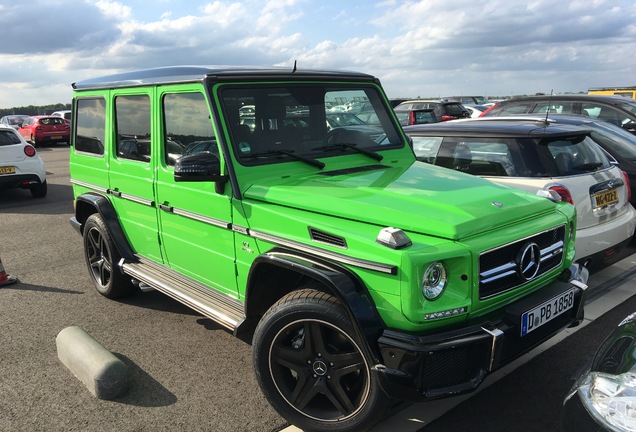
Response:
[292, 60, 297, 73]
[543, 89, 554, 125]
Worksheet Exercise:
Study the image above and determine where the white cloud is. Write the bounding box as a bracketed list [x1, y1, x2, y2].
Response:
[1, 0, 636, 107]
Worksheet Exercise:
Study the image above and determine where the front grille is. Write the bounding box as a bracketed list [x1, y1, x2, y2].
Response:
[479, 225, 565, 299]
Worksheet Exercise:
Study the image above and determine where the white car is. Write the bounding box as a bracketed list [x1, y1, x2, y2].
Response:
[405, 118, 636, 268]
[0, 125, 47, 197]
[51, 110, 72, 121]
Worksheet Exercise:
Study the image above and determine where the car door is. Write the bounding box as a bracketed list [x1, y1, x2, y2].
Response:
[154, 89, 238, 297]
[107, 92, 163, 263]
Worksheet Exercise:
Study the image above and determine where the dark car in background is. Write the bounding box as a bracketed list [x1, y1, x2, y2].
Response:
[480, 94, 636, 135]
[563, 311, 636, 432]
[0, 114, 29, 130]
[394, 99, 470, 122]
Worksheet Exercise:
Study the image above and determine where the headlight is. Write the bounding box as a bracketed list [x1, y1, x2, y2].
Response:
[578, 371, 636, 431]
[422, 261, 447, 300]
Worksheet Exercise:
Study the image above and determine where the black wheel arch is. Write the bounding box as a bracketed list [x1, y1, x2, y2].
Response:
[74, 192, 135, 260]
[243, 247, 387, 362]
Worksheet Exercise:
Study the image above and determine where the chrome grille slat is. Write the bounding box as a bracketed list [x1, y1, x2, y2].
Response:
[478, 226, 565, 299]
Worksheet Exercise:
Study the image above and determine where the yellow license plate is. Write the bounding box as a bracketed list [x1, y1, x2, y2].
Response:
[593, 188, 619, 208]
[51, 136, 62, 139]
[0, 166, 15, 175]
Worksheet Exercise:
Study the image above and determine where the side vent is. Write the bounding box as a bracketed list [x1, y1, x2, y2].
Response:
[308, 227, 348, 249]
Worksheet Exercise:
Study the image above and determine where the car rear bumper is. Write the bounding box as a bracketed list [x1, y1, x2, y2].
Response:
[373, 264, 589, 402]
[575, 203, 636, 261]
[0, 173, 44, 189]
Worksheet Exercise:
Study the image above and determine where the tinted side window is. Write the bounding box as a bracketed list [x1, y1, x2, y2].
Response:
[115, 95, 151, 162]
[75, 98, 105, 155]
[0, 130, 21, 146]
[582, 103, 631, 127]
[497, 102, 536, 115]
[531, 101, 576, 114]
[163, 92, 216, 166]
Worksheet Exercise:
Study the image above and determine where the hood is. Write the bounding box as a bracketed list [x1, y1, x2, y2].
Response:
[244, 162, 559, 240]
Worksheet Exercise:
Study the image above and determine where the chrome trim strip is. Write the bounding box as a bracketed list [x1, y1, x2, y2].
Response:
[250, 229, 397, 275]
[70, 179, 108, 194]
[119, 192, 154, 207]
[171, 207, 231, 229]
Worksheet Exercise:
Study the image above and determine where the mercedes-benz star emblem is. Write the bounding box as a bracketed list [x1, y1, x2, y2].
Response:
[517, 242, 541, 281]
[312, 360, 328, 376]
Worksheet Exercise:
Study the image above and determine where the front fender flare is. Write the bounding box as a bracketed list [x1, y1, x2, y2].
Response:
[244, 248, 386, 362]
[72, 192, 135, 260]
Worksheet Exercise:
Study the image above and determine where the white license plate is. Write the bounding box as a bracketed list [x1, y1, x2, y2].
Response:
[521, 288, 576, 336]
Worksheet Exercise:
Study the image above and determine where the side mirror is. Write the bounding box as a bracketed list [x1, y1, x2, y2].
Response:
[174, 152, 228, 193]
[622, 121, 636, 132]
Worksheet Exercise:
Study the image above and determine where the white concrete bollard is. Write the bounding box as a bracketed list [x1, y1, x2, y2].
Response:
[56, 326, 129, 400]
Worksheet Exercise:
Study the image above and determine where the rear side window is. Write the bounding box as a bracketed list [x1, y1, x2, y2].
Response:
[582, 103, 632, 127]
[531, 101, 576, 114]
[115, 95, 151, 162]
[0, 130, 21, 146]
[162, 92, 216, 166]
[435, 138, 519, 176]
[497, 102, 536, 115]
[75, 98, 106, 155]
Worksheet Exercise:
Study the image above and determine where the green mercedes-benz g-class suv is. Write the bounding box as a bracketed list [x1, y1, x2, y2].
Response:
[69, 66, 588, 432]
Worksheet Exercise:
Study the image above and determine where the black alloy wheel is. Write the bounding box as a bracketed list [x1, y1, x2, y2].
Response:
[253, 289, 390, 432]
[82, 214, 133, 298]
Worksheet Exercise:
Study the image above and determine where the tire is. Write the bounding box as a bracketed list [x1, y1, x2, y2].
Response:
[253, 289, 390, 432]
[30, 135, 38, 147]
[82, 214, 134, 298]
[29, 180, 47, 198]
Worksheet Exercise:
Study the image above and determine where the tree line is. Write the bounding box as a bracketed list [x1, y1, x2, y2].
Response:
[0, 103, 71, 118]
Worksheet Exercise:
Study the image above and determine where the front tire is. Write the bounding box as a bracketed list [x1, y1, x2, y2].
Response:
[82, 214, 134, 298]
[253, 289, 390, 432]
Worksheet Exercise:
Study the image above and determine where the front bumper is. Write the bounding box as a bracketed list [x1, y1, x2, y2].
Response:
[374, 264, 589, 402]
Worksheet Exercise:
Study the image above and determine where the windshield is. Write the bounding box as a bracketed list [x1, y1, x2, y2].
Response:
[219, 84, 404, 166]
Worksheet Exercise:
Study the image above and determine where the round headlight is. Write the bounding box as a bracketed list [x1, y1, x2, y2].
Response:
[422, 261, 447, 300]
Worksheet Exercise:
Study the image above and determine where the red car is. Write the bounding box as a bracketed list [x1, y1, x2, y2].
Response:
[18, 115, 70, 147]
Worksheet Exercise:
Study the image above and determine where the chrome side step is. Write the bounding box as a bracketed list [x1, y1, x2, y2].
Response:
[120, 257, 245, 333]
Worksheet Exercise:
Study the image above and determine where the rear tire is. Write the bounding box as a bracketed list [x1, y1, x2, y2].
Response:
[29, 180, 47, 198]
[82, 214, 134, 298]
[253, 289, 390, 432]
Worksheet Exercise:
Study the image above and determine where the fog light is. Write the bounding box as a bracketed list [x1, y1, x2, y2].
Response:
[422, 261, 447, 300]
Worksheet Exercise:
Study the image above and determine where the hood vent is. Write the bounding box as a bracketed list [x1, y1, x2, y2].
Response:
[309, 227, 348, 249]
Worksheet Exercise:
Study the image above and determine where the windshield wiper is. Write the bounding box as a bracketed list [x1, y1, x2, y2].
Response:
[572, 162, 604, 171]
[311, 143, 383, 161]
[242, 149, 325, 169]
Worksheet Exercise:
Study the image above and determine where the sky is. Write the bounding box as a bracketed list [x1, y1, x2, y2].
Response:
[1, 0, 636, 108]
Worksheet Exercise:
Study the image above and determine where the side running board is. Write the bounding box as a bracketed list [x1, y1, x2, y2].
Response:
[120, 257, 245, 333]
